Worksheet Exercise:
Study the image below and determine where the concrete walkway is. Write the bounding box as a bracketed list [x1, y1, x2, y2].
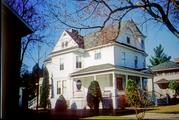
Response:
[121, 113, 179, 119]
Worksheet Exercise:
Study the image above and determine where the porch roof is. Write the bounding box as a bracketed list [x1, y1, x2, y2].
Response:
[71, 64, 152, 77]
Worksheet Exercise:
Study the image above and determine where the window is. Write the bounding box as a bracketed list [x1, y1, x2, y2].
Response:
[143, 59, 146, 68]
[62, 80, 67, 95]
[127, 37, 130, 44]
[76, 56, 82, 68]
[116, 77, 125, 90]
[134, 56, 138, 68]
[61, 42, 64, 48]
[94, 52, 101, 60]
[65, 41, 68, 47]
[121, 52, 126, 66]
[60, 58, 64, 70]
[141, 39, 144, 49]
[57, 81, 61, 94]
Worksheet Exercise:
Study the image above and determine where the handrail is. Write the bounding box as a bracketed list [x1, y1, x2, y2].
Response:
[28, 97, 37, 108]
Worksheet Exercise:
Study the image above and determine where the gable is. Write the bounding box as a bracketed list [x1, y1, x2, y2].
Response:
[52, 30, 79, 52]
[116, 20, 145, 50]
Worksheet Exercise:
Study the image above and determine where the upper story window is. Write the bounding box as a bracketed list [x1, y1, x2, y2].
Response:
[60, 58, 64, 70]
[76, 56, 82, 68]
[121, 52, 126, 66]
[94, 52, 101, 60]
[127, 37, 130, 44]
[134, 56, 138, 68]
[141, 39, 144, 49]
[61, 42, 64, 48]
[143, 59, 146, 68]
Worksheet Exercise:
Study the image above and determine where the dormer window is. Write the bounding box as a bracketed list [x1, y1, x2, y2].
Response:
[127, 37, 130, 44]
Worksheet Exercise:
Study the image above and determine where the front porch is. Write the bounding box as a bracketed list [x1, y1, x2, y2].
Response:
[70, 64, 152, 109]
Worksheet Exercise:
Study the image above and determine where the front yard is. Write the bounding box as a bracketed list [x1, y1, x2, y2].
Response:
[81, 104, 179, 119]
[147, 104, 179, 113]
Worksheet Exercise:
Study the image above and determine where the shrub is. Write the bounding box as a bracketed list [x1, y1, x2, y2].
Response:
[87, 81, 102, 112]
[168, 80, 179, 96]
[55, 95, 67, 112]
[126, 79, 150, 120]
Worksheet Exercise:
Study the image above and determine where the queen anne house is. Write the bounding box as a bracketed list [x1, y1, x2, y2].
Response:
[45, 20, 152, 109]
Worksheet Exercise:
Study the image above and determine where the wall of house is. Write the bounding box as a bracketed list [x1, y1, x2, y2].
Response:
[114, 45, 145, 69]
[83, 45, 115, 68]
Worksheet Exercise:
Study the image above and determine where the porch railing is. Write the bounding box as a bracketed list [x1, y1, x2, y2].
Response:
[28, 97, 37, 109]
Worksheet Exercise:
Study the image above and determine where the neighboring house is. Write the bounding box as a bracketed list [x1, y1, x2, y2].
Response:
[148, 59, 179, 100]
[1, 2, 33, 119]
[45, 20, 152, 109]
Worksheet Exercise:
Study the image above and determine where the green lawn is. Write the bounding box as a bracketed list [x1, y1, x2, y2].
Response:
[81, 116, 135, 120]
[81, 104, 179, 119]
[147, 104, 179, 113]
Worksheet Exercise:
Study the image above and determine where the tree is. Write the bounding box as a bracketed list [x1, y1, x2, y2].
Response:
[46, 0, 179, 38]
[40, 66, 49, 109]
[168, 80, 179, 96]
[5, 0, 52, 71]
[87, 81, 102, 112]
[126, 79, 150, 120]
[149, 44, 171, 66]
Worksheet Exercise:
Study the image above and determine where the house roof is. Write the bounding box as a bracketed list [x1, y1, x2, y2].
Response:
[151, 61, 179, 72]
[66, 30, 84, 48]
[71, 63, 152, 77]
[83, 20, 145, 49]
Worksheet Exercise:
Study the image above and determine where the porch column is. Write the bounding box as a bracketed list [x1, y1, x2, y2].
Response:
[140, 77, 143, 90]
[125, 75, 128, 86]
[112, 72, 117, 109]
[94, 75, 97, 81]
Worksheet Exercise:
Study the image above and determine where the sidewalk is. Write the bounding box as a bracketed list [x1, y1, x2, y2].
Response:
[121, 113, 179, 120]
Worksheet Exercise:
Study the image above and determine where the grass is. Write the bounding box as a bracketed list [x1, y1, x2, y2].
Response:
[81, 116, 135, 120]
[147, 104, 179, 113]
[81, 104, 179, 119]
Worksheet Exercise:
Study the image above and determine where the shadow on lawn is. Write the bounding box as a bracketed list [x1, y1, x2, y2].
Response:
[15, 108, 155, 120]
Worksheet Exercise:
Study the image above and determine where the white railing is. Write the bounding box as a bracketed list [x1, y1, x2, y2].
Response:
[28, 97, 37, 108]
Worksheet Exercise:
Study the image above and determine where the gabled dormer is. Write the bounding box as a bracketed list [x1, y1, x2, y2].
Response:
[52, 29, 84, 53]
[117, 20, 145, 51]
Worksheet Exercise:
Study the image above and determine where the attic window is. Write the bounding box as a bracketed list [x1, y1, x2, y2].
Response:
[65, 41, 68, 47]
[127, 37, 130, 44]
[62, 42, 64, 48]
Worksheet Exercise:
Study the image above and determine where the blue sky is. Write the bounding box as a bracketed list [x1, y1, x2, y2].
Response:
[23, 0, 179, 71]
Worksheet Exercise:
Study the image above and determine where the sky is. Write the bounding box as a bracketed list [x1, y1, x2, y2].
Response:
[22, 0, 179, 71]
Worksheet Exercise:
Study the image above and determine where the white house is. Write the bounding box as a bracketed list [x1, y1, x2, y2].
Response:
[45, 20, 152, 109]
